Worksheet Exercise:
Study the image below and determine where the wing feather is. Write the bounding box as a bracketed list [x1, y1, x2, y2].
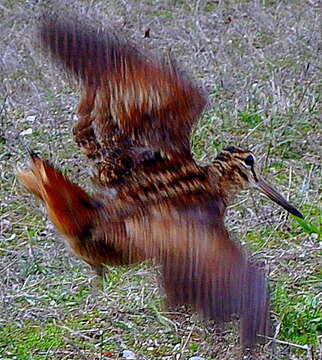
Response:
[39, 14, 207, 156]
[122, 197, 271, 346]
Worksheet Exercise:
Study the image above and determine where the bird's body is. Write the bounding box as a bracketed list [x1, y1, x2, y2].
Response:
[17, 12, 303, 348]
[18, 149, 271, 345]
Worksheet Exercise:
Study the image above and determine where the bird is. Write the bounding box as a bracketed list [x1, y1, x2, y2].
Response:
[17, 12, 303, 348]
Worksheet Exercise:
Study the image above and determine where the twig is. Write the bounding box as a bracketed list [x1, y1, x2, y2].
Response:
[240, 122, 263, 144]
[287, 165, 293, 203]
[0, 94, 8, 118]
[179, 325, 195, 357]
[262, 141, 272, 177]
[57, 325, 93, 341]
[260, 335, 311, 351]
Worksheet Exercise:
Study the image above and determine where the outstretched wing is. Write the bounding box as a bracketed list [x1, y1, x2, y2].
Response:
[112, 196, 271, 346]
[17, 155, 270, 345]
[39, 14, 207, 164]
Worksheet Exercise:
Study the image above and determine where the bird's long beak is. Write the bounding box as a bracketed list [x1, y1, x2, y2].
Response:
[254, 178, 304, 218]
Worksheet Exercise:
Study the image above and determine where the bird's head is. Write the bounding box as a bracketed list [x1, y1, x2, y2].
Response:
[211, 145, 303, 218]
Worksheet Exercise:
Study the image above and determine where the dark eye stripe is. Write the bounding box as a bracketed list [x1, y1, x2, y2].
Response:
[251, 168, 259, 182]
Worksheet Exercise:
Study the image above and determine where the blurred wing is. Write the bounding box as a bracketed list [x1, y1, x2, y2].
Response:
[39, 14, 207, 157]
[123, 198, 271, 346]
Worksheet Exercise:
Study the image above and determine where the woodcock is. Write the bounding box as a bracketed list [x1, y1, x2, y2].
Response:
[17, 13, 303, 347]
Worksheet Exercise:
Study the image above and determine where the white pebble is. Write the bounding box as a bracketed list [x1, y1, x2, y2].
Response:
[122, 350, 136, 359]
[20, 128, 33, 136]
[26, 115, 36, 122]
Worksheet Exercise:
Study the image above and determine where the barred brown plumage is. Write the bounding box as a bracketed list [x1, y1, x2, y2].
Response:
[39, 14, 207, 186]
[17, 11, 303, 348]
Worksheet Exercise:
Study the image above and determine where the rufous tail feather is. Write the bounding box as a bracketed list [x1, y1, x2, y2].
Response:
[16, 154, 99, 240]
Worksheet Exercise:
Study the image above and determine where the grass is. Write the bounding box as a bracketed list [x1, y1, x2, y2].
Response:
[1, 0, 321, 359]
[272, 281, 321, 345]
[1, 322, 65, 359]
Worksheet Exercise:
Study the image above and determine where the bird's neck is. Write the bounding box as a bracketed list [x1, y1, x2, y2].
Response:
[209, 160, 246, 208]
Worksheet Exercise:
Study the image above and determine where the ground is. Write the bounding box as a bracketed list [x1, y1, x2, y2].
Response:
[0, 0, 321, 359]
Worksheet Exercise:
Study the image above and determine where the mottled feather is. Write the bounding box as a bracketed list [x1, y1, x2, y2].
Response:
[39, 14, 207, 185]
[17, 153, 271, 346]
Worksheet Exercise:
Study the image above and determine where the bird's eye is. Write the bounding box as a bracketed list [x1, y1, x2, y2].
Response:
[244, 155, 254, 166]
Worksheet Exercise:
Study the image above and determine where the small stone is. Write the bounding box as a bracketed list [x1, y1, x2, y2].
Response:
[26, 115, 36, 122]
[7, 233, 16, 241]
[122, 350, 136, 359]
[20, 128, 33, 135]
[310, 233, 318, 241]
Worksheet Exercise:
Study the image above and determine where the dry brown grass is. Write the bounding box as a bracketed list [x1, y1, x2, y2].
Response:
[0, 0, 321, 359]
